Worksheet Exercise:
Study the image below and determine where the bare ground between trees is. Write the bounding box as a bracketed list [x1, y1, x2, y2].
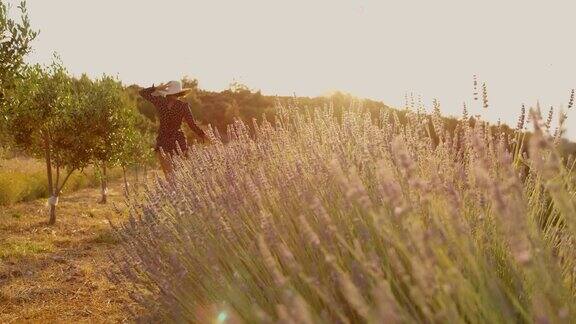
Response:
[0, 180, 145, 323]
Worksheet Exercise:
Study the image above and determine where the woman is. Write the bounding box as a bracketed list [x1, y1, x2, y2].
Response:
[139, 80, 207, 181]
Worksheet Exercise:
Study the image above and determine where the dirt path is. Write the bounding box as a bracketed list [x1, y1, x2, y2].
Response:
[0, 180, 145, 323]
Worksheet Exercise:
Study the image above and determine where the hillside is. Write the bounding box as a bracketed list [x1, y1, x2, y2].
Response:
[125, 81, 576, 156]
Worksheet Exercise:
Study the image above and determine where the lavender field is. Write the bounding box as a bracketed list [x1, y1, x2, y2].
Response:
[113, 104, 576, 323]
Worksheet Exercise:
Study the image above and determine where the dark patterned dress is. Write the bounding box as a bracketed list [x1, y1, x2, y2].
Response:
[139, 86, 206, 155]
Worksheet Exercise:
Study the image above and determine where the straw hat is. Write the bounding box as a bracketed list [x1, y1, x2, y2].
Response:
[154, 80, 192, 98]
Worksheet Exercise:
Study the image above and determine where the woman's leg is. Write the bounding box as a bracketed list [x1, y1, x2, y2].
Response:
[156, 150, 175, 183]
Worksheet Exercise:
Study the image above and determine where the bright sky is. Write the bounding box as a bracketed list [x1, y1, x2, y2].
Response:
[12, 0, 576, 139]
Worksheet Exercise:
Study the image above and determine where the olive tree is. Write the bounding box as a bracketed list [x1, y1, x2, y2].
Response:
[116, 125, 153, 195]
[86, 76, 137, 203]
[5, 61, 94, 224]
[0, 0, 38, 146]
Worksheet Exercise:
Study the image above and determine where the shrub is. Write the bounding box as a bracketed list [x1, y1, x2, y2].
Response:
[113, 105, 576, 323]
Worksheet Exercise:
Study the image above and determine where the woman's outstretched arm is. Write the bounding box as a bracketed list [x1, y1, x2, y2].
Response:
[139, 84, 167, 107]
[182, 103, 208, 140]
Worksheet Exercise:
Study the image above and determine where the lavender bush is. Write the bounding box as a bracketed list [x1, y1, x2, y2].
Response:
[111, 102, 575, 323]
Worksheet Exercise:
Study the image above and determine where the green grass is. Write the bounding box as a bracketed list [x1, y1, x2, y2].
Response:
[0, 239, 54, 259]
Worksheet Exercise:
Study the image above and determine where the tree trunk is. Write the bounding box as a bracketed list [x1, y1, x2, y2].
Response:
[44, 135, 57, 225]
[122, 165, 129, 196]
[99, 165, 108, 204]
[49, 203, 56, 224]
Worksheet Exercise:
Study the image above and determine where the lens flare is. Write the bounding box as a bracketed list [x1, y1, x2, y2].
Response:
[216, 310, 228, 323]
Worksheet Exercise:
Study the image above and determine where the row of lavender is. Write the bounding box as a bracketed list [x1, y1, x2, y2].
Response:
[112, 103, 574, 323]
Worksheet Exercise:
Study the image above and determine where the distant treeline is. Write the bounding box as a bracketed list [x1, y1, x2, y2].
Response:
[125, 78, 576, 157]
[125, 78, 392, 141]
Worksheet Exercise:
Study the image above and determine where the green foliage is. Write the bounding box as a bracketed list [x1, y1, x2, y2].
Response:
[5, 61, 88, 165]
[84, 75, 135, 166]
[0, 0, 37, 147]
[3, 60, 105, 222]
[0, 0, 38, 102]
[80, 75, 154, 202]
[119, 123, 154, 169]
[2, 61, 152, 212]
[98, 79, 156, 169]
